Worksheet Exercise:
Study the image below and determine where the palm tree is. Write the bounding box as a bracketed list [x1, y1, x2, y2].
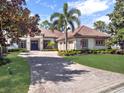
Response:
[40, 20, 54, 31]
[50, 3, 81, 50]
[94, 20, 106, 32]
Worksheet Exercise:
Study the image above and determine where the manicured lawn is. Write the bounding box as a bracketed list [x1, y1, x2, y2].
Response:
[0, 52, 30, 93]
[64, 54, 124, 74]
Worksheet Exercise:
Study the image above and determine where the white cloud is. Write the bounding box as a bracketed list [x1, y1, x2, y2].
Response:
[95, 16, 110, 24]
[39, 2, 57, 10]
[68, 0, 111, 15]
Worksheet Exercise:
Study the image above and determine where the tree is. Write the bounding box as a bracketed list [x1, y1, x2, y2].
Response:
[40, 20, 51, 30]
[0, 0, 40, 56]
[0, 0, 28, 56]
[94, 20, 107, 32]
[50, 3, 81, 50]
[108, 0, 124, 49]
[48, 41, 56, 48]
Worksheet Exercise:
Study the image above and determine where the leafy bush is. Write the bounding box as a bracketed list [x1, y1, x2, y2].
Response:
[0, 57, 10, 66]
[58, 49, 123, 56]
[48, 41, 56, 47]
[8, 48, 28, 52]
[58, 50, 81, 56]
[43, 48, 58, 51]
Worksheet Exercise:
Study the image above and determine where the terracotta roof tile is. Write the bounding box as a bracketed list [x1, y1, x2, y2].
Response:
[40, 28, 63, 38]
[57, 25, 110, 41]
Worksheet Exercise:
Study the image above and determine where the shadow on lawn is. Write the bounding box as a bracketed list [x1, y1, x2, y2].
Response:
[27, 57, 90, 85]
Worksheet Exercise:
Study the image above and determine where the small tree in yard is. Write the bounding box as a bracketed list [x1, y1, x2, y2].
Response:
[47, 41, 56, 49]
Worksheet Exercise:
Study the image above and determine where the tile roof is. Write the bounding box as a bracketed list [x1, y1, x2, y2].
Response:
[57, 25, 110, 41]
[40, 28, 63, 38]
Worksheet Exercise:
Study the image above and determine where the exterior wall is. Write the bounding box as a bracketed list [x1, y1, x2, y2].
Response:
[19, 36, 57, 51]
[58, 39, 76, 50]
[75, 38, 107, 50]
[44, 37, 55, 41]
[58, 41, 65, 50]
[19, 35, 108, 51]
[88, 38, 95, 49]
[20, 35, 44, 51]
[58, 38, 108, 50]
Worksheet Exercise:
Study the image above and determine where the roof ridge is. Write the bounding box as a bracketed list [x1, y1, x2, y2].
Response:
[73, 25, 85, 36]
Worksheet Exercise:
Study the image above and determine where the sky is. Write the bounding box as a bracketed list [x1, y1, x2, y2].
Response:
[26, 0, 116, 28]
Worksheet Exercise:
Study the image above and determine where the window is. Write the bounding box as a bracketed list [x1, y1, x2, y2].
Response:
[20, 40, 26, 48]
[96, 39, 105, 46]
[43, 40, 51, 49]
[80, 39, 88, 48]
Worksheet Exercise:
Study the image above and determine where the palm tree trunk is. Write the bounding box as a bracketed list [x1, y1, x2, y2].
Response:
[65, 28, 68, 50]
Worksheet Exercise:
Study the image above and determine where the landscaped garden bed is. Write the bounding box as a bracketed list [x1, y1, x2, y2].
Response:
[58, 49, 124, 56]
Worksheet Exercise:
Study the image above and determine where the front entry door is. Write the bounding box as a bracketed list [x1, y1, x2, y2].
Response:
[31, 40, 39, 50]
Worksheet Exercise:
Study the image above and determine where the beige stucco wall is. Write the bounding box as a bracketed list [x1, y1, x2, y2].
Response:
[58, 39, 76, 50]
[20, 35, 44, 51]
[58, 38, 108, 50]
[75, 38, 107, 50]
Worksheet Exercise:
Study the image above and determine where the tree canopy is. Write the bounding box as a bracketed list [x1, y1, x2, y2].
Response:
[40, 20, 53, 30]
[94, 20, 107, 32]
[108, 0, 124, 49]
[0, 0, 40, 46]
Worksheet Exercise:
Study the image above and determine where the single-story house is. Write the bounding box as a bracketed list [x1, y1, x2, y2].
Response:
[18, 25, 110, 51]
[57, 26, 110, 50]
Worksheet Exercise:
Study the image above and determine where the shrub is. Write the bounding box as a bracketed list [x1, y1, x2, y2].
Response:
[58, 49, 122, 56]
[43, 48, 58, 51]
[58, 50, 81, 56]
[0, 57, 10, 66]
[8, 48, 28, 52]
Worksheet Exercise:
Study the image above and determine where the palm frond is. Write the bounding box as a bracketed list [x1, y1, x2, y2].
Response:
[69, 9, 81, 17]
[68, 21, 75, 32]
[69, 16, 80, 27]
[50, 12, 61, 21]
[63, 3, 68, 17]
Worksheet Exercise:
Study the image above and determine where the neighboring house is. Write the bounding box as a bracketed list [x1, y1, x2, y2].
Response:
[18, 25, 110, 51]
[57, 26, 110, 50]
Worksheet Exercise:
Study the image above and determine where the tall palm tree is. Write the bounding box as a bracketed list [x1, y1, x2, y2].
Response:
[50, 3, 81, 50]
[94, 20, 106, 32]
[40, 20, 54, 31]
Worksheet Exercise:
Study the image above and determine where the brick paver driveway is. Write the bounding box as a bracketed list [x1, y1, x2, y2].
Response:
[20, 51, 124, 93]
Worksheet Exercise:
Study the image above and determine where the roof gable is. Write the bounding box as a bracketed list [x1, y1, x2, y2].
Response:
[73, 25, 109, 37]
[57, 25, 110, 41]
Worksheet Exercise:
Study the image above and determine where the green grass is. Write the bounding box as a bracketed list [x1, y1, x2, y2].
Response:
[64, 54, 124, 74]
[0, 52, 30, 93]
